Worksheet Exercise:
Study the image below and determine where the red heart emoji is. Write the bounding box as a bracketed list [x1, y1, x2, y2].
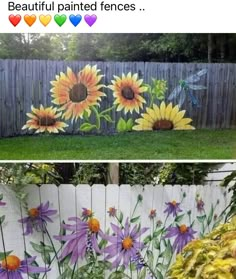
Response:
[9, 14, 21, 27]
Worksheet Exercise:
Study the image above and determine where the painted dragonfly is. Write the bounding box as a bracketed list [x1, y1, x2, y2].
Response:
[168, 69, 207, 108]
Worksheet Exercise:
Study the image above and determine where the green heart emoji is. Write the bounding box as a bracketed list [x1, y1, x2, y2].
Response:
[54, 14, 67, 27]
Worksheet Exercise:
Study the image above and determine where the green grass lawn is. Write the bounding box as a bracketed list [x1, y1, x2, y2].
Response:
[0, 130, 235, 160]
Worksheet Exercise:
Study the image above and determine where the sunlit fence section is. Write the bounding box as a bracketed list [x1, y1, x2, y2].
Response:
[0, 60, 236, 137]
[0, 184, 231, 278]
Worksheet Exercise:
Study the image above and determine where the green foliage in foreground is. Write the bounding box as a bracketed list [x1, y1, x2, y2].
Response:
[0, 130, 235, 160]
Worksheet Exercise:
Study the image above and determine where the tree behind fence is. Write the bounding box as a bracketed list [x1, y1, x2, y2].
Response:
[0, 60, 236, 137]
[0, 184, 231, 278]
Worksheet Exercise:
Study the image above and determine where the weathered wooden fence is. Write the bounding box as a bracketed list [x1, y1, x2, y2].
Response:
[0, 184, 231, 278]
[0, 60, 236, 137]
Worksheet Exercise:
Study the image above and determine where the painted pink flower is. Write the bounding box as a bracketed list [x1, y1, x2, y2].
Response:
[82, 208, 93, 219]
[107, 207, 117, 217]
[149, 209, 156, 219]
[0, 255, 50, 278]
[18, 201, 57, 235]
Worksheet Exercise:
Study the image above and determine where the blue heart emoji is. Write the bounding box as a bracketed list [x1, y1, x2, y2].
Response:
[69, 14, 82, 27]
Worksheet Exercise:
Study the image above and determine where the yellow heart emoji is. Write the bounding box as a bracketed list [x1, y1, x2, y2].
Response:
[39, 15, 51, 27]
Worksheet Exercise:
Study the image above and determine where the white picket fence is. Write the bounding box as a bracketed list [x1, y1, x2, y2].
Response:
[0, 184, 232, 278]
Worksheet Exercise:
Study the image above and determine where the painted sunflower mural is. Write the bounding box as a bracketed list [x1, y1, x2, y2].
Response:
[50, 65, 105, 121]
[133, 102, 195, 131]
[22, 105, 68, 133]
[22, 65, 204, 134]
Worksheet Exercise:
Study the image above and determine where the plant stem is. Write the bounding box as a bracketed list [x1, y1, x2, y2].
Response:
[100, 105, 116, 115]
[71, 262, 77, 279]
[44, 226, 62, 275]
[91, 106, 101, 130]
[41, 247, 62, 279]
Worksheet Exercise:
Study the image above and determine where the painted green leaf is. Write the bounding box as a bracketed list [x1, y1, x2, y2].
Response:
[130, 216, 140, 223]
[153, 239, 160, 250]
[207, 204, 214, 226]
[117, 117, 126, 132]
[138, 267, 146, 279]
[119, 211, 123, 223]
[0, 251, 12, 261]
[197, 214, 206, 223]
[80, 123, 97, 132]
[0, 194, 3, 201]
[30, 241, 45, 253]
[143, 234, 152, 245]
[42, 251, 51, 265]
[101, 114, 114, 123]
[175, 214, 185, 223]
[126, 118, 134, 130]
[0, 215, 5, 225]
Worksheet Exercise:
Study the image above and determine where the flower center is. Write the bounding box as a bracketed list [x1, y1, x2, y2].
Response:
[121, 86, 135, 100]
[69, 83, 88, 103]
[38, 117, 56, 126]
[153, 120, 173, 130]
[28, 208, 40, 217]
[2, 255, 21, 271]
[171, 200, 177, 207]
[179, 224, 188, 234]
[122, 237, 133, 250]
[88, 218, 100, 233]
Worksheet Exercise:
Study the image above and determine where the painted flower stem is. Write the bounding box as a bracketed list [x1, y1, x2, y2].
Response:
[41, 247, 62, 279]
[71, 261, 77, 279]
[91, 106, 101, 130]
[99, 105, 116, 115]
[44, 226, 62, 276]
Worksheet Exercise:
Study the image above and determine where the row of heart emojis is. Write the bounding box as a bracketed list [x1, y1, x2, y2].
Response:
[9, 14, 97, 27]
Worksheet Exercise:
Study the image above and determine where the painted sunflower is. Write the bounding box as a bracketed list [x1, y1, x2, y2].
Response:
[109, 72, 147, 114]
[22, 105, 68, 133]
[50, 65, 105, 121]
[133, 102, 195, 131]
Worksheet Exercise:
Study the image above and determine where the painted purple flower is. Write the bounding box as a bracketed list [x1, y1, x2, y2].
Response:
[54, 217, 104, 264]
[196, 199, 205, 213]
[165, 224, 196, 253]
[107, 207, 117, 217]
[149, 209, 156, 219]
[0, 254, 50, 278]
[104, 218, 148, 269]
[164, 200, 182, 217]
[18, 201, 57, 235]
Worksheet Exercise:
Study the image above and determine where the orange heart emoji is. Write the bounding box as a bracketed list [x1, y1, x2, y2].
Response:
[39, 15, 52, 27]
[24, 14, 36, 27]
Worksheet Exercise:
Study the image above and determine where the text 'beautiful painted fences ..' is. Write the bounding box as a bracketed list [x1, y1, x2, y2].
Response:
[0, 184, 232, 278]
[0, 60, 236, 137]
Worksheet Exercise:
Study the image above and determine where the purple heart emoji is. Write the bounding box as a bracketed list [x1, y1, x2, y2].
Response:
[84, 14, 97, 27]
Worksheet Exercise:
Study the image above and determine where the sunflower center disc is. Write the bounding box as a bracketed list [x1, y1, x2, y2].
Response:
[153, 120, 173, 130]
[69, 83, 88, 103]
[121, 86, 135, 100]
[38, 117, 56, 126]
